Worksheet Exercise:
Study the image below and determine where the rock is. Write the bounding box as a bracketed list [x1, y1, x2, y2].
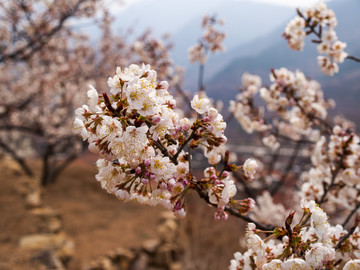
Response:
[30, 250, 65, 270]
[20, 233, 66, 250]
[31, 207, 59, 217]
[25, 191, 42, 208]
[157, 219, 178, 243]
[169, 262, 182, 270]
[55, 236, 75, 265]
[157, 211, 180, 243]
[129, 252, 149, 270]
[108, 247, 136, 268]
[31, 207, 63, 233]
[46, 217, 63, 233]
[142, 239, 160, 254]
[86, 256, 115, 270]
[19, 232, 74, 264]
[150, 244, 176, 267]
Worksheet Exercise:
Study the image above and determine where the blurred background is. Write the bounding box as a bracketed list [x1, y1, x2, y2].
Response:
[0, 0, 359, 269]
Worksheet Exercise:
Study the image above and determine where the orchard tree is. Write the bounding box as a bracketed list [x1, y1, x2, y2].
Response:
[0, 0, 103, 185]
[0, 0, 183, 186]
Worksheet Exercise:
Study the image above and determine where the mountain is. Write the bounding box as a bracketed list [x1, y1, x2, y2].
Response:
[170, 1, 293, 66]
[205, 0, 360, 121]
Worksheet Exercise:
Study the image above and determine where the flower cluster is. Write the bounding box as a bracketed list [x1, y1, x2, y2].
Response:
[188, 14, 226, 64]
[229, 72, 268, 134]
[284, 17, 306, 51]
[283, 1, 348, 76]
[261, 68, 333, 141]
[230, 68, 333, 151]
[300, 125, 360, 218]
[230, 200, 360, 269]
[74, 64, 247, 218]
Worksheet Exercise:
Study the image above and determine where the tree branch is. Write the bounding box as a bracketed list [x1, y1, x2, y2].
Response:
[193, 181, 275, 231]
[342, 201, 360, 228]
[335, 217, 359, 250]
[270, 140, 302, 195]
[0, 138, 33, 177]
[318, 136, 352, 204]
[0, 0, 88, 63]
[346, 55, 360, 62]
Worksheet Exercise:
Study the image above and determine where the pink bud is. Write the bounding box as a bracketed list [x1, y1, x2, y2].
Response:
[160, 182, 167, 189]
[222, 212, 229, 220]
[168, 178, 175, 187]
[144, 159, 151, 167]
[142, 178, 149, 185]
[135, 166, 142, 174]
[158, 81, 169, 90]
[152, 115, 161, 124]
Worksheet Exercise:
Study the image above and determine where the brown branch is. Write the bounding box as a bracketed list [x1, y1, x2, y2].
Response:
[342, 201, 360, 227]
[270, 140, 302, 195]
[295, 101, 333, 134]
[319, 136, 353, 205]
[232, 171, 257, 198]
[0, 138, 33, 177]
[173, 128, 198, 162]
[50, 152, 80, 184]
[346, 55, 360, 62]
[152, 139, 177, 164]
[335, 217, 359, 250]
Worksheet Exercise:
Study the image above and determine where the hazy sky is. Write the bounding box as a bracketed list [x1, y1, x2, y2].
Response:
[99, 0, 333, 45]
[106, 0, 331, 11]
[243, 0, 330, 7]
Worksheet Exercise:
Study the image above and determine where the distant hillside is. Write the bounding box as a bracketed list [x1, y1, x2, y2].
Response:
[205, 0, 360, 122]
[171, 1, 293, 66]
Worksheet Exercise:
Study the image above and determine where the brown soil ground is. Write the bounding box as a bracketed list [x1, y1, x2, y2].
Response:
[0, 153, 245, 270]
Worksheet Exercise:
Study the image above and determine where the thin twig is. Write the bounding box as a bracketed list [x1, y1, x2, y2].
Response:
[270, 140, 302, 195]
[346, 55, 360, 62]
[318, 136, 352, 204]
[342, 201, 360, 227]
[335, 217, 359, 250]
[233, 171, 257, 198]
[173, 128, 198, 162]
[198, 64, 205, 92]
[152, 139, 176, 164]
[193, 181, 275, 231]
